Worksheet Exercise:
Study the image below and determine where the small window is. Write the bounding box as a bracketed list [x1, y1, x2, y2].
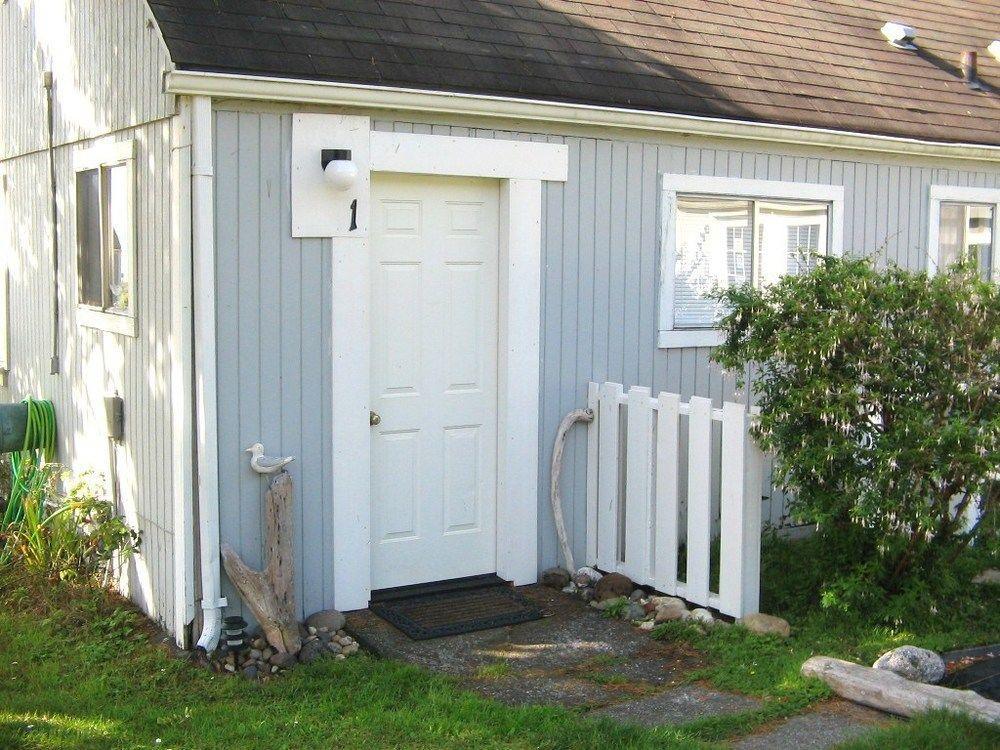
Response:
[938, 202, 994, 279]
[73, 141, 136, 336]
[660, 176, 843, 348]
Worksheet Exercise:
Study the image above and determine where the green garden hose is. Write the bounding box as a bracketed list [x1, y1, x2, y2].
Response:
[2, 398, 57, 527]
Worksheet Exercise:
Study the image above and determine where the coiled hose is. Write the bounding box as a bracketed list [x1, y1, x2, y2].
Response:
[2, 398, 57, 526]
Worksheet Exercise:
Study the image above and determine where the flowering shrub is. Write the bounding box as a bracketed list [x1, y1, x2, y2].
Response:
[2, 467, 141, 582]
[714, 256, 999, 609]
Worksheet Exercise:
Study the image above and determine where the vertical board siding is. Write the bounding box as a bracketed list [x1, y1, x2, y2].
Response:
[0, 0, 174, 160]
[213, 111, 333, 621]
[214, 113, 1000, 612]
[1, 120, 176, 631]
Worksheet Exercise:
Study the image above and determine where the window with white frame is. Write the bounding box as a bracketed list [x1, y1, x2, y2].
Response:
[73, 140, 136, 336]
[927, 185, 999, 281]
[659, 175, 844, 348]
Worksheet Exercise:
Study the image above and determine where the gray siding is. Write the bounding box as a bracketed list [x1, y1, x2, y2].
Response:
[213, 110, 334, 621]
[0, 119, 177, 631]
[215, 103, 1000, 608]
[0, 0, 174, 160]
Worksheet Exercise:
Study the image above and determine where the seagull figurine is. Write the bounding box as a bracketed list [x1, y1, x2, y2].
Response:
[245, 443, 295, 475]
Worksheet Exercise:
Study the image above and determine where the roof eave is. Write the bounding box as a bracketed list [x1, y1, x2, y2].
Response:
[165, 70, 1000, 163]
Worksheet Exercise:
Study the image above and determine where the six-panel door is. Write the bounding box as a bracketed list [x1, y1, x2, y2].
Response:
[369, 174, 500, 590]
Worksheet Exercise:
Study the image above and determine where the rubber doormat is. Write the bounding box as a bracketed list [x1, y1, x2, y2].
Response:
[370, 576, 543, 640]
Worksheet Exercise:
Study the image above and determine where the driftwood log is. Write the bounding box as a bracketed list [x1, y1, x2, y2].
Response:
[221, 470, 302, 654]
[549, 408, 594, 573]
[802, 656, 1000, 725]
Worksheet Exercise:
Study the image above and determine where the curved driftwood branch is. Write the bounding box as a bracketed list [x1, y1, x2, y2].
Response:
[550, 408, 595, 573]
[221, 470, 301, 654]
[802, 656, 1000, 725]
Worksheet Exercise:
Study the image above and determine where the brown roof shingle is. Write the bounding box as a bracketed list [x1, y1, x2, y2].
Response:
[148, 0, 1000, 145]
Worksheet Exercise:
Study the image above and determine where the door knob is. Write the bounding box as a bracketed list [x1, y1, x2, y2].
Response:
[370, 411, 381, 426]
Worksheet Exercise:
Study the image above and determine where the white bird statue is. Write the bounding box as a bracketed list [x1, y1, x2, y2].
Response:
[245, 443, 295, 475]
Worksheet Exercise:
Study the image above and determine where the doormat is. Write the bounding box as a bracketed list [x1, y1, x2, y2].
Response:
[370, 575, 543, 640]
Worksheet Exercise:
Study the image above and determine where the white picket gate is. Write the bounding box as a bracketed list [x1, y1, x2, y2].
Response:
[585, 382, 764, 618]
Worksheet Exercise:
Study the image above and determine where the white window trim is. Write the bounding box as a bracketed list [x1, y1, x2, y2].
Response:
[658, 174, 845, 349]
[926, 185, 1000, 277]
[73, 139, 138, 337]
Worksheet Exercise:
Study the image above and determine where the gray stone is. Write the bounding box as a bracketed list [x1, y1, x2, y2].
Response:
[298, 639, 325, 664]
[630, 589, 645, 602]
[573, 566, 603, 587]
[739, 612, 791, 638]
[594, 572, 634, 601]
[625, 602, 646, 621]
[242, 665, 259, 680]
[690, 608, 715, 625]
[540, 567, 572, 589]
[268, 652, 297, 669]
[873, 646, 945, 684]
[326, 642, 343, 654]
[972, 568, 1000, 585]
[591, 684, 761, 726]
[560, 583, 578, 594]
[249, 649, 262, 660]
[654, 600, 689, 623]
[305, 609, 346, 632]
[342, 642, 359, 656]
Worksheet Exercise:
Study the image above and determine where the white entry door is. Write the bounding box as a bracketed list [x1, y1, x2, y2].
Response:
[370, 174, 500, 590]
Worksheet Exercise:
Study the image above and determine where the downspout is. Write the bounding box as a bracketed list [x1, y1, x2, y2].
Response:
[191, 95, 226, 652]
[43, 70, 60, 375]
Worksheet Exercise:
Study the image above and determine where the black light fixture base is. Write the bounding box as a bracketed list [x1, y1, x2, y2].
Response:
[321, 149, 352, 169]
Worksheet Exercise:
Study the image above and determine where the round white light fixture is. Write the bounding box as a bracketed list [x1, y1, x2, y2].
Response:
[321, 149, 358, 191]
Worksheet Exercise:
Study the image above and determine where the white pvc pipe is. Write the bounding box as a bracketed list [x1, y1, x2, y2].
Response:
[191, 95, 225, 652]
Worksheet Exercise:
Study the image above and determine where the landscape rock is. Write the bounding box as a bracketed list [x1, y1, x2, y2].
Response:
[268, 651, 298, 669]
[873, 646, 946, 684]
[573, 566, 603, 587]
[630, 589, 645, 602]
[625, 602, 647, 621]
[297, 639, 325, 664]
[561, 583, 578, 595]
[972, 569, 1000, 585]
[305, 609, 346, 632]
[690, 608, 715, 625]
[654, 600, 689, 623]
[594, 572, 634, 601]
[326, 642, 343, 654]
[242, 665, 259, 680]
[739, 613, 791, 638]
[541, 567, 572, 589]
[638, 620, 656, 631]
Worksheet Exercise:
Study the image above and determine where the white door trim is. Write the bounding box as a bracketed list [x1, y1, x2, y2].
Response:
[332, 131, 568, 611]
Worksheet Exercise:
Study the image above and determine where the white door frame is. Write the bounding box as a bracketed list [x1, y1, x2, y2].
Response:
[331, 131, 568, 610]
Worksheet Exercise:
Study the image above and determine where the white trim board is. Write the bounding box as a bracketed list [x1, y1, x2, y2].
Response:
[926, 184, 1000, 275]
[658, 174, 845, 349]
[165, 70, 1000, 164]
[330, 128, 567, 611]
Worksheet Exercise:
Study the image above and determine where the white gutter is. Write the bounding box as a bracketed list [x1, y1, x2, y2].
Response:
[191, 94, 226, 652]
[165, 70, 1000, 164]
[169, 97, 196, 648]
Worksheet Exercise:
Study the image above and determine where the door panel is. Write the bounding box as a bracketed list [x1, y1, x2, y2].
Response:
[370, 174, 499, 590]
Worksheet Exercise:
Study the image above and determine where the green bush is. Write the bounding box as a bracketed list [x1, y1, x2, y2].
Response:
[1, 467, 141, 582]
[714, 256, 999, 611]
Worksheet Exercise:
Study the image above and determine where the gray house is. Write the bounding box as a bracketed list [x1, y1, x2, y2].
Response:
[2, 1, 998, 649]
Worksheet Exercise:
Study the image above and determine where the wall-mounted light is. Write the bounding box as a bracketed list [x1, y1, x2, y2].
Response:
[321, 149, 358, 191]
[989, 41, 1000, 63]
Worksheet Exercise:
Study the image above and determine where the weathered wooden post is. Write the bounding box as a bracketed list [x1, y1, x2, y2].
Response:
[221, 470, 302, 654]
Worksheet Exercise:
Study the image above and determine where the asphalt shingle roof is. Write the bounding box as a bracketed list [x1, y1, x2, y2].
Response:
[148, 0, 1000, 145]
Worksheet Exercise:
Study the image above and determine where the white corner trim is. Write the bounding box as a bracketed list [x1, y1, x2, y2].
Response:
[926, 184, 1000, 275]
[165, 70, 1000, 163]
[657, 329, 726, 349]
[658, 174, 845, 348]
[370, 131, 568, 182]
[73, 138, 135, 172]
[169, 97, 196, 646]
[76, 307, 137, 337]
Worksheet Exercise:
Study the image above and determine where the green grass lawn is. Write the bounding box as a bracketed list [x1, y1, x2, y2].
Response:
[0, 551, 997, 749]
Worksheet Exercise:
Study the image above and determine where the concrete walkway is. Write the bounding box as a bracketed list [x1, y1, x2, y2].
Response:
[347, 585, 891, 746]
